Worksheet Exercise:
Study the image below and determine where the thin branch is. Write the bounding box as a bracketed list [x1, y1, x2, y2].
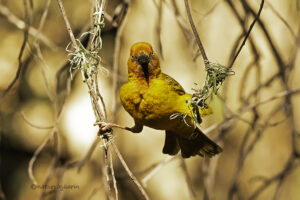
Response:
[54, 138, 101, 172]
[249, 155, 298, 200]
[30, 0, 54, 101]
[169, 0, 200, 60]
[229, 0, 265, 68]
[240, 88, 300, 113]
[241, 0, 285, 71]
[20, 112, 54, 129]
[56, 0, 77, 48]
[184, 0, 209, 64]
[77, 137, 101, 172]
[102, 144, 114, 200]
[180, 158, 197, 200]
[266, 1, 296, 39]
[154, 0, 164, 59]
[95, 72, 107, 118]
[109, 149, 119, 200]
[202, 155, 221, 200]
[39, 130, 60, 200]
[142, 156, 175, 186]
[116, 156, 177, 181]
[111, 1, 128, 112]
[28, 132, 54, 185]
[88, 184, 103, 200]
[0, 0, 30, 104]
[87, 81, 106, 121]
[111, 142, 150, 200]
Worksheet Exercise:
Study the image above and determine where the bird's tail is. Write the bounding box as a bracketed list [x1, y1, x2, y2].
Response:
[162, 129, 222, 158]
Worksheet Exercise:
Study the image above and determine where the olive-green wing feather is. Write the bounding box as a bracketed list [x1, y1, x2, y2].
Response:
[160, 73, 185, 95]
[177, 128, 223, 158]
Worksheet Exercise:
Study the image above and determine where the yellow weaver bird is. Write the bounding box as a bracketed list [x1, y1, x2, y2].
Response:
[101, 42, 222, 158]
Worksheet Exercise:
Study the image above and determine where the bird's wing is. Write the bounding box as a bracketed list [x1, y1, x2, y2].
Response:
[177, 128, 223, 158]
[160, 73, 185, 95]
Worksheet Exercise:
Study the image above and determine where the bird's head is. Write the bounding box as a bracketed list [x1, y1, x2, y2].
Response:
[128, 42, 161, 83]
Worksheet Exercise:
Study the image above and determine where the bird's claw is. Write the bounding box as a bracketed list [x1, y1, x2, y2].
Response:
[94, 121, 113, 134]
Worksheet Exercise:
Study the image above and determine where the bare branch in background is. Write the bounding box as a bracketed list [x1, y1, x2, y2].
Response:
[180, 158, 197, 200]
[266, 1, 296, 39]
[142, 156, 176, 186]
[0, 4, 57, 49]
[112, 143, 150, 200]
[111, 1, 129, 113]
[28, 132, 52, 185]
[169, 0, 200, 60]
[29, 0, 54, 101]
[0, 0, 30, 104]
[229, 0, 265, 68]
[202, 155, 221, 200]
[20, 111, 54, 129]
[154, 0, 164, 59]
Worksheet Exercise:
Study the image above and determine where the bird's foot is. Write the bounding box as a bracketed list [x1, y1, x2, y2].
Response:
[94, 121, 128, 134]
[94, 121, 113, 132]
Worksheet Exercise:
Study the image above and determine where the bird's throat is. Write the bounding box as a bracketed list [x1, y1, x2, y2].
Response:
[141, 63, 149, 84]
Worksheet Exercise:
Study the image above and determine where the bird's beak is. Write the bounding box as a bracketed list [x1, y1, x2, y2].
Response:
[137, 52, 150, 83]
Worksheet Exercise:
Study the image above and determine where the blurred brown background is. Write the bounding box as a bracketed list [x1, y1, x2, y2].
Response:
[0, 0, 299, 199]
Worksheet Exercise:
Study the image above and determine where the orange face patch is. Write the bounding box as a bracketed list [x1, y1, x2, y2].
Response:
[130, 42, 153, 57]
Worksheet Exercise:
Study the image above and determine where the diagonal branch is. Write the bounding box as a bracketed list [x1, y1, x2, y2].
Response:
[229, 0, 265, 68]
[184, 0, 209, 65]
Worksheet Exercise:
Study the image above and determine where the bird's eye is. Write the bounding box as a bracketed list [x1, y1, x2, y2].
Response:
[131, 56, 138, 62]
[149, 52, 154, 59]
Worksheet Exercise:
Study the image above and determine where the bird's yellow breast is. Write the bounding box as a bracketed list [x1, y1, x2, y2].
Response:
[120, 75, 189, 130]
